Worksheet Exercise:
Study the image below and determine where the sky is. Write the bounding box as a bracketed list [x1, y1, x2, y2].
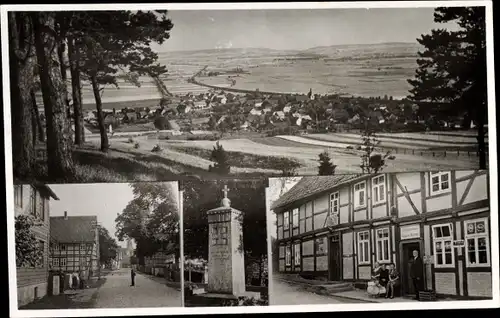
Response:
[267, 177, 302, 240]
[49, 182, 179, 248]
[153, 7, 456, 52]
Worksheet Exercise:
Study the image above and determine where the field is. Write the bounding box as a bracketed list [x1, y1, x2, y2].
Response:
[96, 130, 483, 178]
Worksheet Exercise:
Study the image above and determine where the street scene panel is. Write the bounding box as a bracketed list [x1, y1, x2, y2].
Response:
[6, 6, 491, 184]
[266, 170, 493, 305]
[181, 179, 269, 306]
[13, 182, 182, 309]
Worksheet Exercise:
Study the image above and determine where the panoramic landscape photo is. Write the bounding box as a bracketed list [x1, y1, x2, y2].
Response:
[6, 6, 490, 183]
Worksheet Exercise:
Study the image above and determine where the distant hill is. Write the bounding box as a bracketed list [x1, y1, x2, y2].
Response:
[301, 42, 421, 59]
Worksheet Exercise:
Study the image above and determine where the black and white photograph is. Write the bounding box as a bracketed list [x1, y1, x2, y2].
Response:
[181, 179, 268, 306]
[267, 170, 494, 305]
[3, 4, 494, 184]
[12, 181, 182, 310]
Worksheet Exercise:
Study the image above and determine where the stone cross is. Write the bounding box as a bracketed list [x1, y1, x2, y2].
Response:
[222, 185, 229, 199]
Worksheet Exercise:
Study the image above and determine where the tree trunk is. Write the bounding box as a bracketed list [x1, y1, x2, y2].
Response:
[31, 12, 75, 182]
[9, 12, 36, 180]
[30, 89, 45, 143]
[67, 36, 85, 145]
[90, 75, 109, 152]
[57, 38, 71, 121]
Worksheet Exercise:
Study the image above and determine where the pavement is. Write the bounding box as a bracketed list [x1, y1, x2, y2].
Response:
[92, 268, 181, 308]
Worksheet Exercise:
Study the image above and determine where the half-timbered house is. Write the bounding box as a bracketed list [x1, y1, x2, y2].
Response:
[271, 170, 491, 299]
[49, 212, 100, 278]
[15, 184, 59, 307]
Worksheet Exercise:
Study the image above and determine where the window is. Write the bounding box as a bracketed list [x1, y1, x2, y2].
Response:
[14, 185, 23, 207]
[354, 181, 366, 209]
[430, 171, 451, 195]
[357, 231, 370, 265]
[60, 258, 67, 267]
[60, 244, 66, 251]
[432, 224, 454, 267]
[315, 237, 326, 255]
[294, 243, 301, 266]
[376, 228, 390, 263]
[329, 192, 339, 215]
[283, 211, 290, 230]
[80, 243, 86, 251]
[285, 245, 291, 266]
[52, 258, 59, 267]
[465, 218, 490, 267]
[292, 208, 299, 228]
[30, 187, 36, 217]
[372, 175, 386, 204]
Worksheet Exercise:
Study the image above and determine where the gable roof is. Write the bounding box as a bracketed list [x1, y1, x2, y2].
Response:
[50, 216, 97, 243]
[271, 174, 365, 211]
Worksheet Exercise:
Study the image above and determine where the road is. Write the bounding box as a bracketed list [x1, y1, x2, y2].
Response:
[93, 268, 181, 308]
[270, 279, 359, 305]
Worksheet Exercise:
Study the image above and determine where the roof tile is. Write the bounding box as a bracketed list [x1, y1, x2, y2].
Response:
[50, 216, 97, 243]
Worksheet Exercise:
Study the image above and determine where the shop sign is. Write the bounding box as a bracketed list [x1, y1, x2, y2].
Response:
[453, 240, 465, 247]
[400, 224, 421, 240]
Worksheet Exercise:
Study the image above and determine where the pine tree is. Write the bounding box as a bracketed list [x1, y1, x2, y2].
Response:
[407, 7, 487, 169]
[318, 151, 336, 175]
[209, 141, 231, 175]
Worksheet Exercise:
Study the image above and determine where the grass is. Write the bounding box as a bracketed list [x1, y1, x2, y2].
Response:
[170, 146, 302, 170]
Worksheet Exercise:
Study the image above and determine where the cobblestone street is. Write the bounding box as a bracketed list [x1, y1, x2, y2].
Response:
[93, 268, 181, 308]
[270, 279, 360, 305]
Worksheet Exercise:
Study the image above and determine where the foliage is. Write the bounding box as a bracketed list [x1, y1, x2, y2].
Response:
[15, 215, 44, 268]
[182, 179, 267, 262]
[209, 141, 231, 175]
[151, 144, 163, 153]
[407, 6, 487, 168]
[153, 116, 170, 130]
[115, 182, 179, 263]
[359, 121, 391, 174]
[318, 150, 336, 175]
[222, 295, 269, 306]
[98, 226, 119, 266]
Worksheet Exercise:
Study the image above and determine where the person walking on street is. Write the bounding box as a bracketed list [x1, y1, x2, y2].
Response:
[130, 268, 136, 286]
[410, 249, 424, 300]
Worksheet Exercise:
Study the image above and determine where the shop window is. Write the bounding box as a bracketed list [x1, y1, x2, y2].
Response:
[357, 231, 370, 265]
[432, 223, 454, 268]
[429, 171, 451, 195]
[465, 218, 490, 267]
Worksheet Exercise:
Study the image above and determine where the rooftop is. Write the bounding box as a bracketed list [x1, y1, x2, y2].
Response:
[271, 174, 365, 211]
[50, 215, 97, 243]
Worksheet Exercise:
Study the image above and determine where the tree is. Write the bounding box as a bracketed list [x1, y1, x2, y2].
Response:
[98, 226, 119, 267]
[318, 150, 337, 175]
[74, 11, 174, 152]
[407, 7, 487, 169]
[15, 215, 44, 268]
[9, 12, 36, 179]
[115, 182, 179, 264]
[209, 141, 231, 175]
[359, 120, 391, 174]
[153, 116, 170, 130]
[32, 12, 76, 181]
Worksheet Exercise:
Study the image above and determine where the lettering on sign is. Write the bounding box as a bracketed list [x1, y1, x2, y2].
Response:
[400, 224, 421, 240]
[453, 240, 465, 247]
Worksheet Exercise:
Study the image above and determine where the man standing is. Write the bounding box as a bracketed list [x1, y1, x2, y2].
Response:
[130, 268, 136, 287]
[410, 249, 424, 300]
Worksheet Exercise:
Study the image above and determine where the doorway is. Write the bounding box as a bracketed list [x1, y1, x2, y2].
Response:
[328, 234, 342, 281]
[400, 241, 421, 297]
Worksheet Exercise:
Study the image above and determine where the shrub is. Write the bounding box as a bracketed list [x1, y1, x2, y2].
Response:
[209, 141, 230, 175]
[388, 155, 396, 160]
[134, 142, 140, 149]
[346, 145, 354, 150]
[15, 215, 44, 268]
[128, 137, 134, 143]
[222, 296, 269, 306]
[151, 144, 163, 153]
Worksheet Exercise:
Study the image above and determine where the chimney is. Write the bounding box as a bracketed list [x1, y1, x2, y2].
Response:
[64, 211, 68, 220]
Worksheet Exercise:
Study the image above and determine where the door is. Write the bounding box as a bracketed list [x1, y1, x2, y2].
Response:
[401, 242, 421, 296]
[329, 234, 342, 281]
